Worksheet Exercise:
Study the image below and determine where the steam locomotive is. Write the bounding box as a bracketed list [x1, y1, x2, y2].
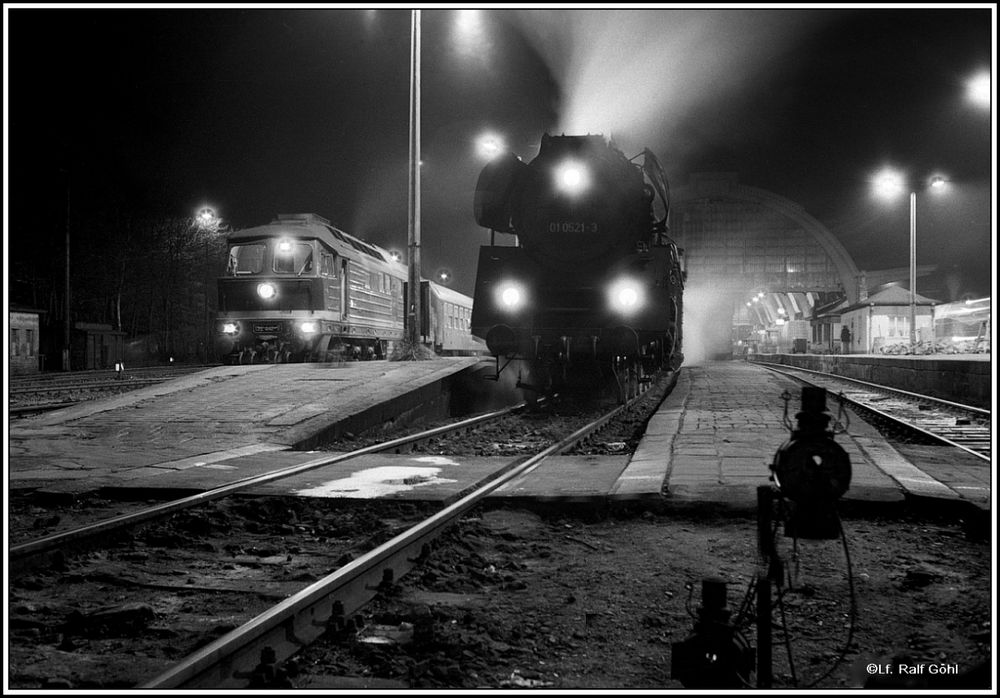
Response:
[214, 213, 480, 363]
[470, 133, 684, 398]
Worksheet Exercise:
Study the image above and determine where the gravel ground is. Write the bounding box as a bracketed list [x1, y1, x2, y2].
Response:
[288, 502, 992, 691]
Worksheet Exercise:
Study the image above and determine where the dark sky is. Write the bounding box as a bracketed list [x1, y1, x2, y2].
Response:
[6, 6, 995, 298]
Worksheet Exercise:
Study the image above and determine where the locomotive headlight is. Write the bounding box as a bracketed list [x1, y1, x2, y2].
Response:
[299, 321, 318, 335]
[257, 282, 278, 300]
[496, 283, 526, 312]
[608, 279, 644, 314]
[276, 238, 294, 255]
[554, 160, 590, 196]
[221, 322, 239, 335]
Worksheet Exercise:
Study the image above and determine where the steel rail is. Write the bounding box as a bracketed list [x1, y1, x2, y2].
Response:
[752, 360, 989, 416]
[757, 362, 990, 462]
[9, 378, 172, 394]
[140, 391, 641, 689]
[8, 365, 213, 386]
[10, 401, 529, 568]
[9, 402, 83, 416]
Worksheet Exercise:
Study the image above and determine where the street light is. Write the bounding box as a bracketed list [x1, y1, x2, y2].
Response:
[194, 206, 222, 362]
[476, 131, 506, 161]
[406, 9, 422, 348]
[965, 70, 991, 109]
[872, 167, 948, 352]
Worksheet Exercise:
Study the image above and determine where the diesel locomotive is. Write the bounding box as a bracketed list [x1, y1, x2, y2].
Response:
[214, 213, 480, 363]
[470, 133, 685, 398]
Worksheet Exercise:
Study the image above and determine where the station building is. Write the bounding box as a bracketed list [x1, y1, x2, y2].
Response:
[671, 172, 862, 358]
[669, 172, 977, 357]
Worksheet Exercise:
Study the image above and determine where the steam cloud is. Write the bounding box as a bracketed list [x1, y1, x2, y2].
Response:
[512, 9, 826, 163]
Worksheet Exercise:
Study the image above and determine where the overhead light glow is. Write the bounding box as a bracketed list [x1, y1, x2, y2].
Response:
[477, 133, 505, 161]
[873, 167, 905, 199]
[966, 71, 990, 109]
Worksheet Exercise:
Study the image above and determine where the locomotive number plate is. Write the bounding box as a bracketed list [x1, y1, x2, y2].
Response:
[548, 222, 599, 234]
[253, 323, 282, 334]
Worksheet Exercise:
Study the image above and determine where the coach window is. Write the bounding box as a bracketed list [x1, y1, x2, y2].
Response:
[228, 243, 265, 274]
[274, 242, 314, 275]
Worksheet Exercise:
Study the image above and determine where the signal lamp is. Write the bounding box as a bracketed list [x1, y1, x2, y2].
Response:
[770, 387, 851, 539]
[671, 578, 755, 688]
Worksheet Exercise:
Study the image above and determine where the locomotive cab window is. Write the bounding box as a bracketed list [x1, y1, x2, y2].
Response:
[321, 252, 337, 278]
[228, 243, 265, 275]
[273, 241, 314, 275]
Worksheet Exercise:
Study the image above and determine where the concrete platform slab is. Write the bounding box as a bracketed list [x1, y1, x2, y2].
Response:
[490, 455, 631, 502]
[8, 358, 484, 493]
[617, 362, 974, 511]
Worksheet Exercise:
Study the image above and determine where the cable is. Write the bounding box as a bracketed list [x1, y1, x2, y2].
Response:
[775, 583, 799, 686]
[802, 514, 857, 688]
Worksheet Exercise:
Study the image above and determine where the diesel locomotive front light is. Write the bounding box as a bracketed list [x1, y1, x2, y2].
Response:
[257, 282, 277, 300]
[770, 386, 852, 539]
[299, 321, 318, 334]
[276, 238, 294, 255]
[221, 322, 239, 335]
[496, 283, 526, 312]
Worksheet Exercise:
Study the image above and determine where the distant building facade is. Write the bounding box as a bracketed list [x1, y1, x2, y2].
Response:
[9, 307, 44, 374]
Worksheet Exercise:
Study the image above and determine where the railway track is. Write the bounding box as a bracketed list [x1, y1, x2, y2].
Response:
[9, 365, 217, 415]
[9, 374, 672, 689]
[754, 361, 991, 461]
[9, 364, 215, 388]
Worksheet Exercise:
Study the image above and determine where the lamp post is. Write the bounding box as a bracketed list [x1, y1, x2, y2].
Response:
[195, 206, 221, 363]
[406, 8, 422, 347]
[873, 169, 946, 352]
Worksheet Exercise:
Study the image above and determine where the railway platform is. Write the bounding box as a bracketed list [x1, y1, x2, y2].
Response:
[7, 361, 990, 516]
[759, 352, 992, 409]
[488, 361, 990, 513]
[7, 357, 483, 494]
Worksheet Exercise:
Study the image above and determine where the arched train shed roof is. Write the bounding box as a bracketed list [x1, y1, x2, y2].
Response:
[670, 173, 861, 305]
